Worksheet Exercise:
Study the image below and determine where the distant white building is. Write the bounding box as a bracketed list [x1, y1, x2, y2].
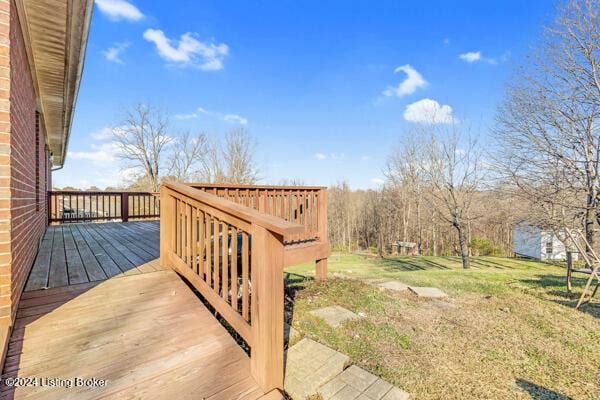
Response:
[512, 222, 572, 261]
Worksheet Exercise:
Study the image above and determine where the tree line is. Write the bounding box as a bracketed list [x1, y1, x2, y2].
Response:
[109, 103, 260, 192]
[329, 0, 599, 268]
[57, 0, 598, 269]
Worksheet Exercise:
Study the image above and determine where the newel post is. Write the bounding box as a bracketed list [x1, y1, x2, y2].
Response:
[121, 192, 129, 222]
[250, 224, 285, 392]
[316, 188, 328, 281]
[159, 187, 174, 269]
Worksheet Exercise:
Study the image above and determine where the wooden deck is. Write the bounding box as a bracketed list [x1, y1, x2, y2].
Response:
[25, 221, 163, 291]
[2, 222, 276, 400]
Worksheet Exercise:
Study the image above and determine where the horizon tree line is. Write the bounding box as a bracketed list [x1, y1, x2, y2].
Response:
[55, 0, 598, 269]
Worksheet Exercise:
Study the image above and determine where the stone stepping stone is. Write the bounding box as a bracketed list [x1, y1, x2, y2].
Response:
[377, 281, 409, 292]
[310, 305, 361, 328]
[284, 338, 350, 400]
[318, 365, 410, 400]
[408, 286, 448, 298]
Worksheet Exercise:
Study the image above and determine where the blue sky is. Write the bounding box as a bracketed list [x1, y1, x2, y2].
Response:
[54, 0, 559, 189]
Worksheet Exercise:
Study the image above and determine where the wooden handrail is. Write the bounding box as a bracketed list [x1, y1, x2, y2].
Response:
[160, 183, 302, 392]
[186, 182, 327, 190]
[48, 191, 160, 224]
[165, 182, 305, 237]
[190, 183, 328, 243]
[49, 191, 160, 195]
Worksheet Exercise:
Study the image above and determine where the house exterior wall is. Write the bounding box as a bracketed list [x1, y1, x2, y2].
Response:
[0, 0, 11, 329]
[513, 223, 542, 259]
[539, 231, 568, 261]
[513, 222, 572, 261]
[0, 0, 49, 332]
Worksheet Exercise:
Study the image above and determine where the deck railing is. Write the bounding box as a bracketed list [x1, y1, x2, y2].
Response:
[189, 183, 327, 243]
[160, 182, 310, 392]
[48, 191, 159, 224]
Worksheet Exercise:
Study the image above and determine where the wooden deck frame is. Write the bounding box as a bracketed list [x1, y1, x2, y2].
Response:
[160, 182, 330, 393]
[2, 181, 329, 398]
[191, 183, 330, 280]
[3, 220, 287, 399]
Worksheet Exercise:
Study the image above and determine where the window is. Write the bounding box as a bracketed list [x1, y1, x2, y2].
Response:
[545, 241, 553, 255]
[35, 111, 40, 211]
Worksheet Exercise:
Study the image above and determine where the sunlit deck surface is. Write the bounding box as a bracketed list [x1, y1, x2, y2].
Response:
[1, 221, 270, 400]
[25, 221, 163, 291]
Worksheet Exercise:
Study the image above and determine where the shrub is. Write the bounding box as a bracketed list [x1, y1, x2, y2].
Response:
[470, 236, 504, 256]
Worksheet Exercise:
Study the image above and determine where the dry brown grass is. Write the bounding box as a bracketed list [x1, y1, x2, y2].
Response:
[286, 255, 600, 399]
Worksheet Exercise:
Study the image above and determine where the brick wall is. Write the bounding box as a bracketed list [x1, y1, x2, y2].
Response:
[0, 0, 49, 328]
[0, 0, 11, 327]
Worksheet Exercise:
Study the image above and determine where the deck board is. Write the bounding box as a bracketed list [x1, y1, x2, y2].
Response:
[25, 222, 160, 291]
[68, 225, 107, 282]
[2, 223, 266, 400]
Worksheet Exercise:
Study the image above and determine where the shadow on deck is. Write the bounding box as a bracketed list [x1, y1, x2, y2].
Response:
[1, 222, 274, 400]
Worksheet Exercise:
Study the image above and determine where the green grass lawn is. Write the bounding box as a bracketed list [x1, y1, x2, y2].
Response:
[284, 254, 600, 400]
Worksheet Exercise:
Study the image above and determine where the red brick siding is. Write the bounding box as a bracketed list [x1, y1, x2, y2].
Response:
[0, 0, 12, 326]
[0, 0, 49, 326]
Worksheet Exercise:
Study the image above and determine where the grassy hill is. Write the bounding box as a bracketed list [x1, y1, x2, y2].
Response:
[285, 254, 599, 399]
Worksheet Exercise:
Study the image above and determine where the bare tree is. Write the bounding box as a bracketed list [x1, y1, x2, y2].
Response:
[422, 127, 484, 268]
[112, 104, 172, 191]
[385, 138, 426, 253]
[223, 128, 258, 184]
[494, 0, 600, 250]
[168, 131, 208, 182]
[201, 128, 259, 184]
[200, 141, 226, 183]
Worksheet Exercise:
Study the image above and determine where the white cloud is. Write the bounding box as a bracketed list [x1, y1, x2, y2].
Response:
[459, 51, 503, 65]
[360, 155, 370, 161]
[223, 114, 248, 125]
[174, 112, 199, 120]
[371, 178, 385, 185]
[382, 65, 427, 97]
[68, 142, 120, 163]
[314, 153, 344, 162]
[143, 29, 229, 71]
[102, 42, 130, 64]
[90, 126, 129, 140]
[459, 51, 481, 63]
[404, 98, 457, 124]
[95, 167, 140, 188]
[175, 106, 247, 125]
[95, 0, 143, 21]
[90, 127, 113, 140]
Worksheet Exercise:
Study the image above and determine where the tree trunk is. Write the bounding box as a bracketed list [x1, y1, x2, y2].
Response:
[454, 217, 470, 269]
[432, 225, 437, 256]
[585, 203, 594, 254]
[416, 198, 422, 255]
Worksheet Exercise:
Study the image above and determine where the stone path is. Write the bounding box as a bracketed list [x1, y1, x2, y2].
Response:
[371, 279, 449, 298]
[408, 286, 448, 298]
[319, 365, 409, 400]
[284, 338, 350, 400]
[377, 281, 409, 292]
[331, 273, 449, 299]
[310, 305, 361, 328]
[284, 338, 410, 400]
[283, 272, 452, 399]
